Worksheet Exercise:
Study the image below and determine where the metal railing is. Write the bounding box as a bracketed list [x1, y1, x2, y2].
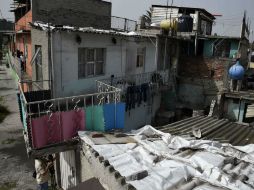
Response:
[111, 16, 137, 32]
[19, 79, 51, 92]
[18, 80, 122, 150]
[100, 70, 169, 88]
[19, 80, 121, 119]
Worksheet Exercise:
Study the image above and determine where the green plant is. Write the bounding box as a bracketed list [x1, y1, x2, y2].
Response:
[2, 138, 16, 145]
[0, 97, 10, 123]
[0, 181, 17, 190]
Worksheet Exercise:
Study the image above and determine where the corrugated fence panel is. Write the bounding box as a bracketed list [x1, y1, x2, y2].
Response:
[246, 104, 254, 118]
[151, 7, 179, 25]
[60, 150, 77, 190]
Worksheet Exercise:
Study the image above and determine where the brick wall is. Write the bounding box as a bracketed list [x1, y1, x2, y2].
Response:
[15, 10, 32, 32]
[179, 56, 230, 81]
[32, 0, 112, 29]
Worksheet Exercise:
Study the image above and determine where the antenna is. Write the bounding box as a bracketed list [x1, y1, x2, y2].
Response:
[166, 0, 174, 20]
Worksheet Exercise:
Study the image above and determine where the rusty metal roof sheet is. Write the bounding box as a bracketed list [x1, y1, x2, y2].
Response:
[156, 116, 254, 146]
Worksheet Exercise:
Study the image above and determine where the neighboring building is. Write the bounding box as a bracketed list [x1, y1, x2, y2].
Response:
[140, 5, 250, 121]
[0, 19, 14, 60]
[14, 3, 252, 190]
[11, 0, 112, 81]
[150, 5, 216, 36]
[29, 21, 167, 131]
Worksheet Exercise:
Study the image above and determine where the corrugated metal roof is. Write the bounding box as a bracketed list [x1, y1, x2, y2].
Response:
[30, 22, 155, 38]
[156, 116, 254, 146]
[152, 5, 216, 20]
[79, 126, 254, 190]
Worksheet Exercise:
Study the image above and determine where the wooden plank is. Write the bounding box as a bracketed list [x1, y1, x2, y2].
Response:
[29, 141, 79, 158]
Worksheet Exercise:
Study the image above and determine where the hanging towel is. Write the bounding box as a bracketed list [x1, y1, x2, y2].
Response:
[17, 93, 23, 124]
[116, 103, 125, 129]
[21, 100, 27, 130]
[47, 112, 62, 144]
[103, 104, 116, 131]
[31, 112, 61, 149]
[103, 103, 125, 131]
[31, 116, 48, 148]
[86, 106, 104, 132]
[61, 110, 85, 141]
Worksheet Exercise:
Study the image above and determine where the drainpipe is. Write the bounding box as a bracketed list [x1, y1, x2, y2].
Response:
[155, 35, 159, 71]
[50, 30, 55, 98]
[237, 98, 242, 122]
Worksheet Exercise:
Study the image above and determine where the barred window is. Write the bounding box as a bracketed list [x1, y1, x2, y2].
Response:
[78, 48, 105, 78]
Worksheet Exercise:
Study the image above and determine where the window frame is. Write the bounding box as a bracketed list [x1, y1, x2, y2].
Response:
[78, 48, 106, 79]
[136, 47, 146, 68]
[35, 45, 43, 82]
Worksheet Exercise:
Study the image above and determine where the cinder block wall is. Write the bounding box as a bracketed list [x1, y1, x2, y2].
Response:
[32, 0, 112, 29]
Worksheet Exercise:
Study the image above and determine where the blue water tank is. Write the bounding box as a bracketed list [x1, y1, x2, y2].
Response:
[229, 61, 245, 80]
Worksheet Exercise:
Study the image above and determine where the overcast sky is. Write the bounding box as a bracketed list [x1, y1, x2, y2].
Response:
[1, 0, 254, 40]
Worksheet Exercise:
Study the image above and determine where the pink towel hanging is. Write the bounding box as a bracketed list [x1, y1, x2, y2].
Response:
[61, 110, 85, 141]
[31, 112, 61, 149]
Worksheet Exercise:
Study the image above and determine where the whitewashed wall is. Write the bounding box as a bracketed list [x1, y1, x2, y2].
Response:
[32, 30, 160, 130]
[52, 32, 156, 98]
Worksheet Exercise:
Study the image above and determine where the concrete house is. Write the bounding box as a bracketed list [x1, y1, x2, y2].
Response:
[12, 2, 253, 190]
[11, 0, 112, 82]
[0, 19, 14, 61]
[141, 5, 250, 121]
[30, 21, 166, 131]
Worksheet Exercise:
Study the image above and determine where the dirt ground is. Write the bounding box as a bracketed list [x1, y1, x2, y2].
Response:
[0, 60, 37, 190]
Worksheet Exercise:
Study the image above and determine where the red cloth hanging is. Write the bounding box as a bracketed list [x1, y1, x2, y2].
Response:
[31, 112, 61, 149]
[61, 110, 85, 141]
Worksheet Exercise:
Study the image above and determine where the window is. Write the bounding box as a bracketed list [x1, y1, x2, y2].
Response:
[78, 48, 105, 78]
[136, 48, 146, 68]
[35, 45, 43, 81]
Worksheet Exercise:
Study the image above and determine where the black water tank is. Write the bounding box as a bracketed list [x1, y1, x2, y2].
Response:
[178, 15, 193, 32]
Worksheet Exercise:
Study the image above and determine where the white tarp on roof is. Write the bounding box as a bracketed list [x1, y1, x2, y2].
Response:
[79, 126, 254, 190]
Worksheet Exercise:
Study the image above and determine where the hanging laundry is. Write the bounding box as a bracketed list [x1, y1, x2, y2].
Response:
[31, 112, 62, 149]
[136, 85, 142, 106]
[126, 85, 136, 111]
[47, 112, 62, 144]
[141, 83, 149, 102]
[103, 103, 126, 131]
[17, 93, 23, 124]
[61, 110, 85, 141]
[116, 103, 125, 129]
[20, 95, 28, 130]
[103, 104, 116, 131]
[86, 106, 104, 132]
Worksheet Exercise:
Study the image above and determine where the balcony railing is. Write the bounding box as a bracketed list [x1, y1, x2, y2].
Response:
[18, 80, 122, 156]
[100, 70, 169, 89]
[111, 16, 137, 32]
